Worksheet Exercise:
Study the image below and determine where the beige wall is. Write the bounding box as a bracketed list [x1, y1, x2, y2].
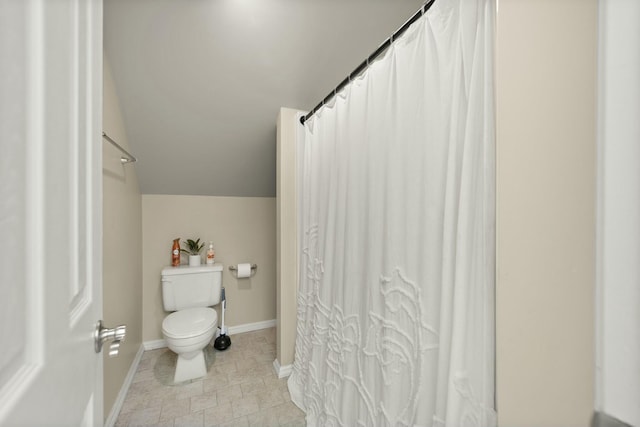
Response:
[102, 56, 143, 420]
[141, 195, 276, 342]
[276, 108, 302, 368]
[496, 1, 597, 426]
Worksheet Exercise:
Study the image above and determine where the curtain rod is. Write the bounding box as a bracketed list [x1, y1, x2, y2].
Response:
[299, 0, 436, 126]
[102, 132, 138, 163]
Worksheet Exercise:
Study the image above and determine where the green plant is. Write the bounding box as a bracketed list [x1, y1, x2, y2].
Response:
[180, 238, 205, 256]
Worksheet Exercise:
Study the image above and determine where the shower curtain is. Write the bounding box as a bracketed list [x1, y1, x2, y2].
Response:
[288, 0, 495, 426]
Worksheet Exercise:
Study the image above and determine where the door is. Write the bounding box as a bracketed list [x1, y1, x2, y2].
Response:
[0, 0, 104, 425]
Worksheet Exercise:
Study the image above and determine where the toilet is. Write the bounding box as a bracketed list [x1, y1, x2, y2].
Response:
[161, 263, 223, 382]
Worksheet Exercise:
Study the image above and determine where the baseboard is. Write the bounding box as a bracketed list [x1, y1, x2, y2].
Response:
[592, 412, 633, 427]
[104, 344, 145, 427]
[143, 339, 167, 350]
[143, 318, 277, 350]
[272, 358, 293, 379]
[227, 319, 277, 336]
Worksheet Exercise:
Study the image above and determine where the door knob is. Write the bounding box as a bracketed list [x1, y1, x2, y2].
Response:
[94, 320, 126, 357]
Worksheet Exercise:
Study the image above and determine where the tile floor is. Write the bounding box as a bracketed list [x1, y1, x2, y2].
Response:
[115, 328, 306, 427]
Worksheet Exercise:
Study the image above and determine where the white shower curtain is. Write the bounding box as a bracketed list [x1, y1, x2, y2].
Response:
[288, 1, 495, 426]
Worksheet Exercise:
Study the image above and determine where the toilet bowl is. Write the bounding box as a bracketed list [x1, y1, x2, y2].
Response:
[161, 264, 223, 383]
[162, 307, 217, 382]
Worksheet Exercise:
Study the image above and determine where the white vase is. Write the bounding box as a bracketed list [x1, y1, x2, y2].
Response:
[188, 255, 201, 266]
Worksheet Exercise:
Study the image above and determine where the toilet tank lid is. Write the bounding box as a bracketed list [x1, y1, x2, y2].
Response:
[162, 263, 223, 276]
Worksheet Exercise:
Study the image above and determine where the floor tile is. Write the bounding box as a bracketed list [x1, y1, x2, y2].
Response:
[190, 391, 218, 413]
[203, 373, 230, 393]
[175, 410, 204, 427]
[204, 402, 234, 426]
[247, 408, 279, 427]
[231, 395, 260, 418]
[175, 380, 204, 400]
[215, 384, 243, 406]
[159, 397, 190, 421]
[255, 390, 285, 410]
[126, 406, 162, 426]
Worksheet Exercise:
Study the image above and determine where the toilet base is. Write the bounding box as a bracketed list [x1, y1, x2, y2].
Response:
[174, 349, 207, 383]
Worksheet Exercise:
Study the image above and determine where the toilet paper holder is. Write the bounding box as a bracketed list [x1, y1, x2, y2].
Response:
[228, 263, 257, 277]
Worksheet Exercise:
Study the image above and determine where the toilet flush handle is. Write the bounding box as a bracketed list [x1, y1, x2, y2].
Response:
[94, 320, 127, 357]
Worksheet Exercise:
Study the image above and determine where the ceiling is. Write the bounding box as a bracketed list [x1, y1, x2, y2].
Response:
[104, 0, 425, 197]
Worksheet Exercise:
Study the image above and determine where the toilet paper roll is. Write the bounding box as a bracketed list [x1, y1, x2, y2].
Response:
[236, 263, 252, 278]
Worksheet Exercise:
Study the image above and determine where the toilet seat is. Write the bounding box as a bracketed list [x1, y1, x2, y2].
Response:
[162, 307, 217, 339]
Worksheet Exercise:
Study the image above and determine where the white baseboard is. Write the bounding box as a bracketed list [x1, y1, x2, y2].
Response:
[272, 358, 293, 379]
[104, 344, 145, 427]
[143, 318, 277, 349]
[227, 318, 276, 336]
[143, 339, 167, 350]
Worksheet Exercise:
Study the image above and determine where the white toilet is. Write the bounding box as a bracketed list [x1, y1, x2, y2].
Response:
[161, 263, 223, 383]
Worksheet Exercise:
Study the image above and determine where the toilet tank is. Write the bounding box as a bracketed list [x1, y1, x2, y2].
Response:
[161, 264, 223, 311]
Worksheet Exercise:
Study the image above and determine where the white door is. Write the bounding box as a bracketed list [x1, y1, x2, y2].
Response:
[0, 0, 104, 426]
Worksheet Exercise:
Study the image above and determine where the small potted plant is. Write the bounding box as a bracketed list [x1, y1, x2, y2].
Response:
[181, 238, 205, 266]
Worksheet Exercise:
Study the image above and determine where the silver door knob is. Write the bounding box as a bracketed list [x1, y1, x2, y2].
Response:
[94, 320, 126, 357]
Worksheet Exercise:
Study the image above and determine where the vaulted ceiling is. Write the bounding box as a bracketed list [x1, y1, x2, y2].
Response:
[104, 0, 424, 197]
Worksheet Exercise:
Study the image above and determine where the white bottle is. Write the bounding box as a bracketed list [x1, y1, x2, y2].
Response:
[206, 242, 215, 265]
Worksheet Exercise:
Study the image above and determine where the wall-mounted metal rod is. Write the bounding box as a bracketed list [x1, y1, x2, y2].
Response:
[102, 132, 137, 164]
[299, 0, 436, 126]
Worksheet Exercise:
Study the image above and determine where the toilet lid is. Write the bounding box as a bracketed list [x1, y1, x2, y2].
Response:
[162, 307, 217, 339]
